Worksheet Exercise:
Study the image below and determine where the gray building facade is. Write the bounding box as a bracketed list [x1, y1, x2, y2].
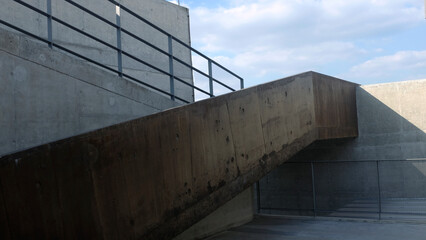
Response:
[0, 0, 193, 156]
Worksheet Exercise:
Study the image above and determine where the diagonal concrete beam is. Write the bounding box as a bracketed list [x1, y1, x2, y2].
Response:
[0, 71, 358, 240]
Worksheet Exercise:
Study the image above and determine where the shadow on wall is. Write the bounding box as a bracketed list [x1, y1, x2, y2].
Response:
[258, 83, 426, 221]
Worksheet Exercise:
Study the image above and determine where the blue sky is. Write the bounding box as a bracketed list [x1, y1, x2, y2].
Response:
[169, 0, 426, 90]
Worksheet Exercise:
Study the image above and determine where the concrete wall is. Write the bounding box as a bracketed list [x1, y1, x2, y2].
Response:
[0, 72, 359, 239]
[174, 187, 254, 240]
[0, 0, 194, 102]
[259, 79, 426, 219]
[174, 71, 360, 240]
[0, 27, 180, 156]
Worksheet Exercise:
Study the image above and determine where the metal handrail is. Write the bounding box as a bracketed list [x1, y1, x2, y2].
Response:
[3, 0, 244, 103]
[257, 159, 426, 221]
[107, 0, 244, 88]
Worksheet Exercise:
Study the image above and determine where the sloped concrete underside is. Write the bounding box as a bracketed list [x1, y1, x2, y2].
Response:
[0, 71, 358, 239]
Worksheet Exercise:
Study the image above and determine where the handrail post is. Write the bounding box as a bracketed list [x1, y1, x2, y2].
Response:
[208, 59, 213, 97]
[376, 160, 382, 220]
[311, 162, 317, 217]
[47, 0, 52, 48]
[240, 77, 244, 89]
[116, 4, 123, 76]
[168, 35, 175, 101]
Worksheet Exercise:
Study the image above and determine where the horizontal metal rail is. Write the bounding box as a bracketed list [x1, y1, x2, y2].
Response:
[62, 0, 214, 97]
[0, 18, 190, 103]
[67, 0, 240, 95]
[106, 0, 243, 88]
[5, 0, 243, 103]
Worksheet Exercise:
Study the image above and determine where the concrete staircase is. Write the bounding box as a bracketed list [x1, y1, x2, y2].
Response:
[0, 71, 358, 239]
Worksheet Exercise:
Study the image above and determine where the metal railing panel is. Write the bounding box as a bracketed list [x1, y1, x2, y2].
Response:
[2, 0, 244, 103]
[258, 159, 426, 222]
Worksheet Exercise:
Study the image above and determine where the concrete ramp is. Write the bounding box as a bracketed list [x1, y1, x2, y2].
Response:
[0, 72, 358, 239]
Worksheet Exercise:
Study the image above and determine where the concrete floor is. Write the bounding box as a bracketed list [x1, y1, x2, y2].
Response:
[207, 215, 426, 240]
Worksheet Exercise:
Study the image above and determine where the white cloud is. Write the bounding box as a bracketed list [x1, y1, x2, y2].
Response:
[191, 0, 423, 53]
[346, 50, 426, 84]
[187, 0, 425, 87]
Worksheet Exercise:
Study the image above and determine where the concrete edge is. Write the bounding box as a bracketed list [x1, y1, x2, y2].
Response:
[361, 79, 426, 87]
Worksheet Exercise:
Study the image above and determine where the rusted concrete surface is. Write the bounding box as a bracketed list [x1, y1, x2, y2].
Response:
[0, 71, 358, 240]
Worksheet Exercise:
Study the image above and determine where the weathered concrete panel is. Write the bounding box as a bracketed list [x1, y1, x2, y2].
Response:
[0, 187, 11, 240]
[227, 88, 266, 174]
[313, 73, 358, 139]
[188, 97, 238, 200]
[0, 27, 180, 156]
[0, 72, 358, 239]
[257, 74, 315, 154]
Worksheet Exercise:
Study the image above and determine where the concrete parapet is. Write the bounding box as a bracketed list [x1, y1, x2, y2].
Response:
[0, 27, 181, 156]
[0, 0, 194, 102]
